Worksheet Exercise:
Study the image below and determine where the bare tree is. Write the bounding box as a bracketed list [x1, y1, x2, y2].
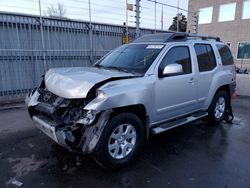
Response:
[46, 3, 67, 18]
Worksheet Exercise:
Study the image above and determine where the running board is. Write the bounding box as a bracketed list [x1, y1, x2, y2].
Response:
[151, 112, 208, 135]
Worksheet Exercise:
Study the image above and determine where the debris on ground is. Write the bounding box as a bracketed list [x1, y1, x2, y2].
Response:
[76, 156, 82, 166]
[28, 143, 34, 148]
[11, 180, 23, 187]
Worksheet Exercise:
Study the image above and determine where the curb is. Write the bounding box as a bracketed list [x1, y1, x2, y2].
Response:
[0, 103, 26, 111]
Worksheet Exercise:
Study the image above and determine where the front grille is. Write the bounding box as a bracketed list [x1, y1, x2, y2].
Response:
[38, 89, 58, 105]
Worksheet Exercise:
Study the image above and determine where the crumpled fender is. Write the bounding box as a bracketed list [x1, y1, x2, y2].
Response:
[80, 110, 112, 153]
[84, 76, 155, 120]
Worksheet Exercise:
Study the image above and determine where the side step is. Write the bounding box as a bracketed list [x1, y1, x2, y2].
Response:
[151, 112, 208, 135]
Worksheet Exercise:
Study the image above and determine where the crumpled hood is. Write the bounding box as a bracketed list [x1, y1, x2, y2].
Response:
[45, 67, 134, 99]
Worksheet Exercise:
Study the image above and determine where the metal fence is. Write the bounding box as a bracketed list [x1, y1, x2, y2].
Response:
[0, 12, 165, 102]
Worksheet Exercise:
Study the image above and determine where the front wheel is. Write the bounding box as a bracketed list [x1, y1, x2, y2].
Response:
[207, 90, 228, 124]
[93, 112, 144, 169]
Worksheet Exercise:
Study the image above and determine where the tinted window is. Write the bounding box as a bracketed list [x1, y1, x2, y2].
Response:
[216, 44, 234, 65]
[194, 44, 216, 72]
[160, 46, 192, 75]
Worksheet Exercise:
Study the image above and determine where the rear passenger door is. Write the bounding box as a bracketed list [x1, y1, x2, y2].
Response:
[193, 43, 217, 108]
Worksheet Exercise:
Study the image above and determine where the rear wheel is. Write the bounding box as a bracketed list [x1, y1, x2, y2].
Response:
[207, 90, 228, 124]
[93, 112, 144, 169]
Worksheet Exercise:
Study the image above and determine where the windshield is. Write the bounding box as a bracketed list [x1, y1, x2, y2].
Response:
[95, 44, 164, 74]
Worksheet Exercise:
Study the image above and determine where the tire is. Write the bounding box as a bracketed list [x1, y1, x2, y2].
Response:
[207, 90, 228, 124]
[93, 112, 144, 169]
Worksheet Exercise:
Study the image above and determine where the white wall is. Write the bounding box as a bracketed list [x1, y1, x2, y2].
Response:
[236, 74, 250, 97]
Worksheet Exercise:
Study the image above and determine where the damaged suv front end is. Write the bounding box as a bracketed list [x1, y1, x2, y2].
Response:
[26, 66, 139, 153]
[27, 44, 162, 152]
[27, 42, 165, 168]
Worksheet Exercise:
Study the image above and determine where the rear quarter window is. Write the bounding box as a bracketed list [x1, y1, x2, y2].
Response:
[216, 44, 234, 65]
[194, 44, 217, 72]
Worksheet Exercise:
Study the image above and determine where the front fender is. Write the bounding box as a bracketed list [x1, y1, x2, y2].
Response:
[84, 76, 155, 119]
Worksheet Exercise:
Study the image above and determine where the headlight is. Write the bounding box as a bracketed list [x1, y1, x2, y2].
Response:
[77, 110, 97, 125]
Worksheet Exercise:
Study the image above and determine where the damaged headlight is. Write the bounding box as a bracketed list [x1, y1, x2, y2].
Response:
[25, 87, 37, 105]
[77, 110, 97, 125]
[60, 99, 71, 107]
[96, 90, 107, 100]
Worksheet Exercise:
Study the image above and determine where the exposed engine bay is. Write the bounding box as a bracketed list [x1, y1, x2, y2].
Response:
[27, 85, 109, 153]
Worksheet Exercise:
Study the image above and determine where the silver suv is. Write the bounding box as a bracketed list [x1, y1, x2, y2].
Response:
[26, 33, 236, 169]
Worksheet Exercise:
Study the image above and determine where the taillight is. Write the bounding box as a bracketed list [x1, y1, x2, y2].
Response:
[232, 89, 237, 99]
[233, 65, 236, 81]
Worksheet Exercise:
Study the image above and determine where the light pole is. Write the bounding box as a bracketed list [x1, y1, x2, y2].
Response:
[177, 0, 179, 32]
[135, 0, 140, 38]
[38, 0, 47, 72]
[88, 0, 93, 64]
[126, 0, 128, 41]
[154, 0, 156, 33]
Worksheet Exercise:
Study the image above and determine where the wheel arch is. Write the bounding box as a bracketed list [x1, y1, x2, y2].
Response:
[208, 84, 231, 110]
[109, 104, 149, 138]
[216, 84, 231, 98]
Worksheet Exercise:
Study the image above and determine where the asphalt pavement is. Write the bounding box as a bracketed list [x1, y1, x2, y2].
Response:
[0, 97, 250, 188]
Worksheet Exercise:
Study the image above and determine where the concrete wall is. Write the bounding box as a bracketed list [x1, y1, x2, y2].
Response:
[236, 74, 250, 97]
[187, 0, 250, 70]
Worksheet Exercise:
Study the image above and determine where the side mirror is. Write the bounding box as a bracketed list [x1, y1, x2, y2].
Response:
[160, 64, 183, 77]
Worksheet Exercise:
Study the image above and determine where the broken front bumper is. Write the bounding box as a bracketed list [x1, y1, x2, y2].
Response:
[32, 115, 67, 147]
[27, 89, 111, 154]
[30, 111, 111, 154]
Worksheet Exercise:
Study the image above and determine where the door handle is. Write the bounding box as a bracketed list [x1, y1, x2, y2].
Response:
[188, 77, 195, 83]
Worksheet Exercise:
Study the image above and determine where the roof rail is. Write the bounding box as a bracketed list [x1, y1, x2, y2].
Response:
[187, 34, 221, 42]
[166, 32, 188, 42]
[132, 32, 221, 43]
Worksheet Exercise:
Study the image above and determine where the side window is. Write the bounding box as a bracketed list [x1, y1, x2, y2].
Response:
[160, 46, 192, 75]
[216, 44, 234, 65]
[194, 44, 217, 72]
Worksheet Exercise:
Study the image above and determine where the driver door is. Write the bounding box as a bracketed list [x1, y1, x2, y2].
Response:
[155, 45, 199, 122]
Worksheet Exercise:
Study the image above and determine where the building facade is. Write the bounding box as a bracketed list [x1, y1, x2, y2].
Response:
[187, 0, 250, 69]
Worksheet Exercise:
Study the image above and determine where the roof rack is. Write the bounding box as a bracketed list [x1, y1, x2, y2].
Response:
[187, 34, 221, 42]
[132, 32, 221, 43]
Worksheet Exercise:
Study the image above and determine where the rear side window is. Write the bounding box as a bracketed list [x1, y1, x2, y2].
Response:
[194, 44, 217, 72]
[160, 46, 192, 75]
[216, 44, 234, 65]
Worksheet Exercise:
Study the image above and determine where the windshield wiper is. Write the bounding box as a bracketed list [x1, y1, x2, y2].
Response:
[94, 64, 104, 68]
[105, 66, 131, 73]
[94, 64, 137, 74]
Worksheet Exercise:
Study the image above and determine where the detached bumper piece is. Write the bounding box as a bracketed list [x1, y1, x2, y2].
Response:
[31, 113, 86, 151]
[31, 111, 111, 154]
[32, 115, 60, 144]
[29, 88, 111, 154]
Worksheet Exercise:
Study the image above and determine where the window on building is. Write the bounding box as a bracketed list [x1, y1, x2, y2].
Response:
[198, 7, 213, 24]
[237, 42, 250, 59]
[242, 0, 250, 19]
[194, 44, 216, 72]
[216, 44, 234, 65]
[160, 46, 192, 75]
[218, 3, 236, 22]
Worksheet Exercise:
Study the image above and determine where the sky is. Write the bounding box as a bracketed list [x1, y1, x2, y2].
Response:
[0, 0, 189, 30]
